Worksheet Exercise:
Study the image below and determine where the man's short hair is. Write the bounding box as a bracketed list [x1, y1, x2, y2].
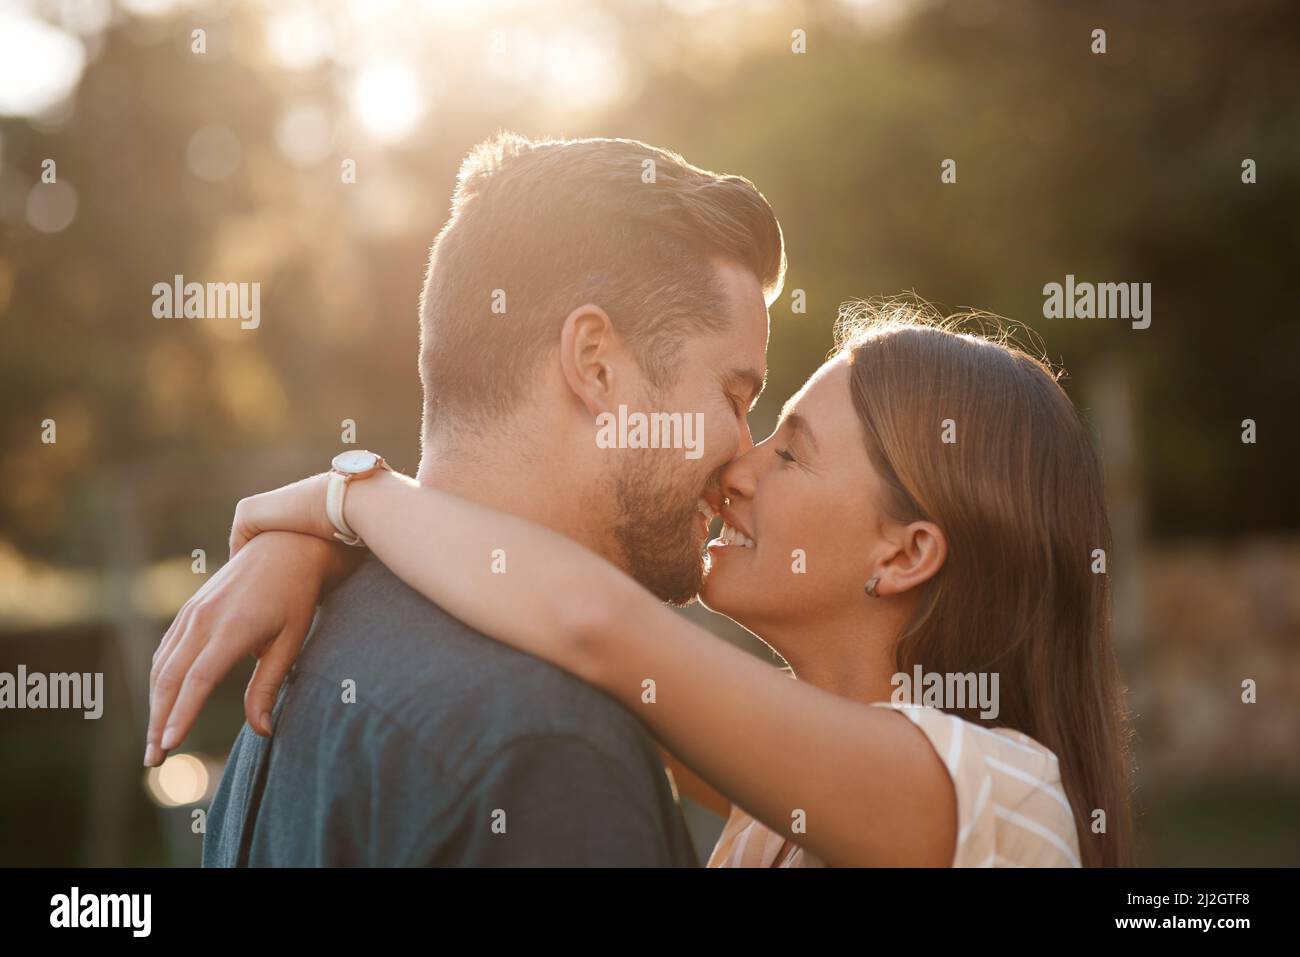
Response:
[419, 133, 786, 439]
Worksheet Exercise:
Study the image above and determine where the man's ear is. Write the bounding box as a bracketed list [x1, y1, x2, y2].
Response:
[559, 303, 620, 417]
[875, 520, 947, 597]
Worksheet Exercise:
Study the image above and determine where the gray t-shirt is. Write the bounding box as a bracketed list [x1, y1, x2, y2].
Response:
[203, 555, 698, 867]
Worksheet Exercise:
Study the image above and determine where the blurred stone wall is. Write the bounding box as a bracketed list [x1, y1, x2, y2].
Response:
[1135, 537, 1300, 788]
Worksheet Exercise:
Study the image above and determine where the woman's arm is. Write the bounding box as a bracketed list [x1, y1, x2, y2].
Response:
[300, 471, 957, 866]
[659, 746, 732, 819]
[146, 530, 362, 763]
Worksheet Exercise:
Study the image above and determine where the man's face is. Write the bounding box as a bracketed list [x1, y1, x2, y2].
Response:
[607, 259, 770, 605]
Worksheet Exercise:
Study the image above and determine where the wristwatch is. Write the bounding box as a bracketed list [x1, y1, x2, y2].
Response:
[326, 450, 391, 546]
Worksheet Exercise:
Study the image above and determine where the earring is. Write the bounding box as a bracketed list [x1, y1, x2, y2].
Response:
[864, 576, 880, 598]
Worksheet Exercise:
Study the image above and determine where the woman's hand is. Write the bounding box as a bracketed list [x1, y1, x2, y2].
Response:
[229, 473, 334, 558]
[146, 529, 355, 766]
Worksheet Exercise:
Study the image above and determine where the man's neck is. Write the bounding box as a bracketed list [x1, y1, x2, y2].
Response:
[414, 446, 614, 565]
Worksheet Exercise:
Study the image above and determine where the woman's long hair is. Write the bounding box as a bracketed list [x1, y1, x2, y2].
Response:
[837, 298, 1135, 867]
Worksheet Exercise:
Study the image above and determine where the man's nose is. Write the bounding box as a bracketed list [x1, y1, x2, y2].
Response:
[735, 418, 755, 457]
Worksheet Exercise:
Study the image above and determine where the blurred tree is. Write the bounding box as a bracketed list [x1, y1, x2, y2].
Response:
[1, 0, 1296, 569]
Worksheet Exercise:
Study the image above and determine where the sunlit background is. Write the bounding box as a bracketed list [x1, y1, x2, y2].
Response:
[2, 0, 1298, 866]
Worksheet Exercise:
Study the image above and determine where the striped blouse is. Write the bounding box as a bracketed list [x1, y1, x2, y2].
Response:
[707, 701, 1081, 868]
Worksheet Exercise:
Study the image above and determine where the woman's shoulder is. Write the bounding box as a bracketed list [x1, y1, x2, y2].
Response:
[870, 701, 1060, 767]
[869, 701, 1080, 867]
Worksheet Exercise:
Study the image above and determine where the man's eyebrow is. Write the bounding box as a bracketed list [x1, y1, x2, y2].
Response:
[780, 410, 820, 453]
[725, 368, 766, 408]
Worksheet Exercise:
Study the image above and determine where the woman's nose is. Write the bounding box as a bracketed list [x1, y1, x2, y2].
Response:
[721, 449, 758, 503]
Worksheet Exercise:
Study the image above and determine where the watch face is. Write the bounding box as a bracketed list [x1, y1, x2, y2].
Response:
[332, 450, 379, 474]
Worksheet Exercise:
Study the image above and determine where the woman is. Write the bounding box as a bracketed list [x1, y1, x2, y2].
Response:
[148, 302, 1135, 867]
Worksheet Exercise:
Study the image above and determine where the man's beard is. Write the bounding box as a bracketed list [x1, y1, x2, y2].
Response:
[610, 453, 709, 607]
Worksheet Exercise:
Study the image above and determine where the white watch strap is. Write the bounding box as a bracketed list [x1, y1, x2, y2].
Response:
[326, 471, 363, 546]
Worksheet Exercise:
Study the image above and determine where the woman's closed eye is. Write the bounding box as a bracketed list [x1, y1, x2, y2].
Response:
[776, 447, 797, 465]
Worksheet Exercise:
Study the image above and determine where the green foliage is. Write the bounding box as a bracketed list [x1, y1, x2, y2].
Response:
[1, 0, 1296, 564]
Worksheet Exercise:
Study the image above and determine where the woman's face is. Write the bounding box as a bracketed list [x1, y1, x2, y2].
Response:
[700, 354, 897, 635]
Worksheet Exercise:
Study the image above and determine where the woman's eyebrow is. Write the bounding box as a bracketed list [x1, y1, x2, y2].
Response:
[782, 411, 820, 453]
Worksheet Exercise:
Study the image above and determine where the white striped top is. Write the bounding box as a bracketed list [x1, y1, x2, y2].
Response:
[707, 702, 1081, 868]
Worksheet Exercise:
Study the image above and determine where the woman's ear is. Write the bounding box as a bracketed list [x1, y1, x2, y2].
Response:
[559, 303, 618, 418]
[875, 520, 947, 597]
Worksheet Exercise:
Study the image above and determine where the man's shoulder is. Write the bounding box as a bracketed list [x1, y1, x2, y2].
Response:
[204, 556, 698, 867]
[292, 555, 658, 772]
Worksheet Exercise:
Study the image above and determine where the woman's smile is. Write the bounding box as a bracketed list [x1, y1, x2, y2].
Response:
[707, 523, 757, 552]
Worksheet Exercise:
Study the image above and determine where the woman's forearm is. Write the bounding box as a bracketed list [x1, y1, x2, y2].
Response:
[318, 535, 367, 592]
[343, 471, 642, 688]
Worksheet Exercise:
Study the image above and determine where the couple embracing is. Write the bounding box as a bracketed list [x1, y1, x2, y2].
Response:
[146, 133, 1133, 868]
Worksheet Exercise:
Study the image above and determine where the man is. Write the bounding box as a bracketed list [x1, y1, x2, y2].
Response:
[155, 133, 784, 865]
